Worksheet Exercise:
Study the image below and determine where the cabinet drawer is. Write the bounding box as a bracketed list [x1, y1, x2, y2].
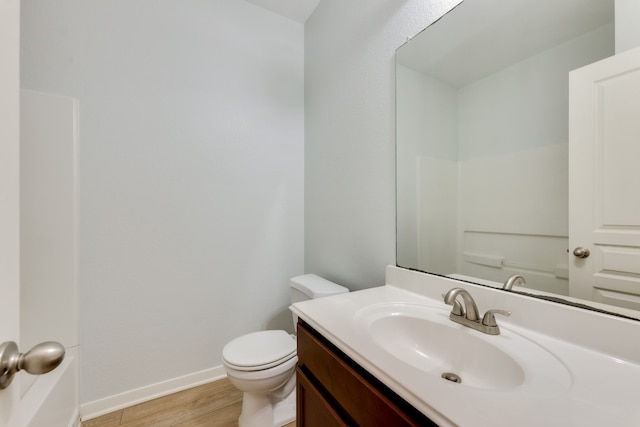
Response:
[297, 366, 349, 427]
[297, 321, 435, 427]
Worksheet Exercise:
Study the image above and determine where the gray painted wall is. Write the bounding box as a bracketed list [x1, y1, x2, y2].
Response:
[304, 0, 461, 290]
[21, 0, 304, 404]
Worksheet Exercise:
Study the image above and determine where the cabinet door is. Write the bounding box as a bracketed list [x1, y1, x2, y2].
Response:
[297, 322, 436, 427]
[296, 367, 349, 427]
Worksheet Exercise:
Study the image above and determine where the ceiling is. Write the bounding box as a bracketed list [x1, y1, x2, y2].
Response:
[396, 0, 614, 88]
[245, 0, 322, 23]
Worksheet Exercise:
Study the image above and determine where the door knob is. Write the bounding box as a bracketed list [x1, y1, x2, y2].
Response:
[0, 341, 65, 389]
[572, 247, 590, 258]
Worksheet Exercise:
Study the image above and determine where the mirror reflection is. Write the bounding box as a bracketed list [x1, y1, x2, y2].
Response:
[395, 0, 640, 317]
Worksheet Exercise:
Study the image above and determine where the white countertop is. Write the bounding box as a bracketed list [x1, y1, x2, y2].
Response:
[291, 268, 640, 427]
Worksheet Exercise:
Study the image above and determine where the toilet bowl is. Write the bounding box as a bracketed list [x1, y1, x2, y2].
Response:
[222, 274, 348, 427]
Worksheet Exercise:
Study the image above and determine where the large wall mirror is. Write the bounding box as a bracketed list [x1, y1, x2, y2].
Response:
[396, 0, 640, 319]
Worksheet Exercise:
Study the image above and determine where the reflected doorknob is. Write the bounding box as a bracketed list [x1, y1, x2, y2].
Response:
[0, 341, 65, 389]
[572, 247, 590, 258]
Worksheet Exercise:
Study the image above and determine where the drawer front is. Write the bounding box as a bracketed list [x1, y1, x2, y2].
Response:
[297, 367, 349, 427]
[297, 322, 435, 427]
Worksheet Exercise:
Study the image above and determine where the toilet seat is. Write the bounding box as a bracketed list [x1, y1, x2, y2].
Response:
[223, 330, 296, 371]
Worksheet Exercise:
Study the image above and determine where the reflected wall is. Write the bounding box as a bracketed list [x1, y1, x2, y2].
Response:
[396, 6, 614, 295]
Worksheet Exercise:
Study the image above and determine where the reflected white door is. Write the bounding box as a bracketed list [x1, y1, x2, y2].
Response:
[0, 0, 22, 425]
[569, 45, 640, 311]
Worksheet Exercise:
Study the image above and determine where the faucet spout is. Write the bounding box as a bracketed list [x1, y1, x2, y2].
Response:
[503, 274, 526, 290]
[443, 288, 480, 321]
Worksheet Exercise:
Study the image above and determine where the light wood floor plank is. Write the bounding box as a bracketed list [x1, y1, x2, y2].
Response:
[177, 402, 241, 427]
[81, 378, 294, 426]
[119, 380, 241, 425]
[81, 410, 123, 427]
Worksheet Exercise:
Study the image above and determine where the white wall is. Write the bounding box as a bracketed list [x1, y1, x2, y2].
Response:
[458, 24, 614, 162]
[417, 156, 458, 274]
[21, 0, 304, 406]
[616, 0, 640, 53]
[304, 0, 462, 290]
[458, 25, 614, 235]
[396, 65, 458, 272]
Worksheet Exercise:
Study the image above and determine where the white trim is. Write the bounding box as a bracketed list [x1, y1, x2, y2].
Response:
[70, 411, 81, 427]
[79, 366, 227, 421]
[21, 347, 79, 427]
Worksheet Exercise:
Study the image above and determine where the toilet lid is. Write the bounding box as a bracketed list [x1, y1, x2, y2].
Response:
[223, 330, 296, 371]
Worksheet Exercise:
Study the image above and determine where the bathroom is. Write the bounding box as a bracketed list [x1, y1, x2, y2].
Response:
[1, 0, 640, 426]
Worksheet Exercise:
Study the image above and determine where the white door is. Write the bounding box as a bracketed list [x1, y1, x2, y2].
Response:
[20, 89, 80, 427]
[569, 45, 640, 311]
[0, 0, 23, 425]
[2, 3, 79, 426]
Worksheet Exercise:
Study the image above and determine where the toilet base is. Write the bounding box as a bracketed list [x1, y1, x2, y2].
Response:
[273, 389, 296, 426]
[238, 388, 296, 427]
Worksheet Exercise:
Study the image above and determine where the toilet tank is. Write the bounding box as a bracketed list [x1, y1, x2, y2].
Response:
[290, 274, 348, 329]
[290, 274, 349, 303]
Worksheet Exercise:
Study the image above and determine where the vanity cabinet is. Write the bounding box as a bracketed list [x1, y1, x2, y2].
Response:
[296, 321, 436, 427]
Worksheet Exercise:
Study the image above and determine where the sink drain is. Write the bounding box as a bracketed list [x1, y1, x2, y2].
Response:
[441, 372, 462, 384]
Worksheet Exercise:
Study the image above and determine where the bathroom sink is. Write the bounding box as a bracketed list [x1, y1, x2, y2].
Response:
[353, 303, 572, 393]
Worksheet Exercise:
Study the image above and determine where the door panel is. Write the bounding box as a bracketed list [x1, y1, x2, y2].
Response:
[569, 45, 640, 310]
[0, 0, 22, 425]
[20, 90, 80, 426]
[21, 349, 79, 427]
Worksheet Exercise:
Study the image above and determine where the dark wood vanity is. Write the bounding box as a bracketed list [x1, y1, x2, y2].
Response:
[296, 321, 437, 426]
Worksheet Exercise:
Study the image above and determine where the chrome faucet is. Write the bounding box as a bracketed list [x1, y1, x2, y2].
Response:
[503, 274, 525, 290]
[443, 288, 511, 335]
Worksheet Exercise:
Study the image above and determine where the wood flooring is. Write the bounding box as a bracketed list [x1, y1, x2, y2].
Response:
[81, 378, 296, 427]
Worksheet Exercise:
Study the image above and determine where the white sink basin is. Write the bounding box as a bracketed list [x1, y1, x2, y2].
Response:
[353, 303, 572, 393]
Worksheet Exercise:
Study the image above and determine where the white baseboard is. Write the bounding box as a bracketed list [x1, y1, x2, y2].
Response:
[80, 365, 227, 421]
[70, 410, 81, 427]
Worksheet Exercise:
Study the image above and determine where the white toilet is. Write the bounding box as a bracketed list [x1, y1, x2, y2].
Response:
[222, 274, 348, 427]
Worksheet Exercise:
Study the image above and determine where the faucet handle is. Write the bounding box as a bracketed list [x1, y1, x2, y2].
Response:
[482, 309, 511, 327]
